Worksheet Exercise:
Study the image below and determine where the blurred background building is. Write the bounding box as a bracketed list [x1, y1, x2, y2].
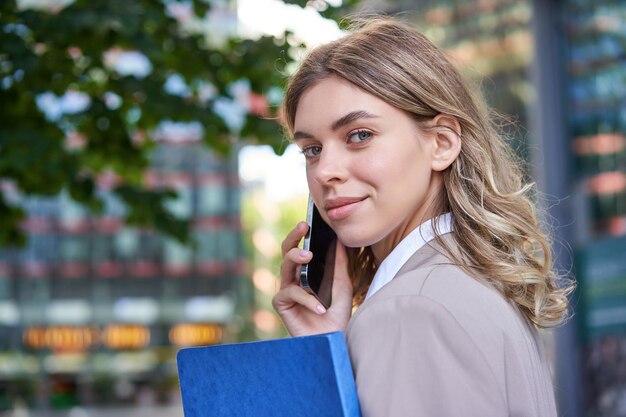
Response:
[1, 0, 625, 416]
[0, 137, 244, 410]
[559, 1, 626, 416]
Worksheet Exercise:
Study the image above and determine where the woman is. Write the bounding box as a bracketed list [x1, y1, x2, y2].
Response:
[272, 17, 572, 417]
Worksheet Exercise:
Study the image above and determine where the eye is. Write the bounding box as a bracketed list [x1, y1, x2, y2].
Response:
[301, 145, 322, 159]
[347, 129, 372, 143]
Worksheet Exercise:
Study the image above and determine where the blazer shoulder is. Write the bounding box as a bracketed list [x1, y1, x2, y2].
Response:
[358, 259, 507, 312]
[361, 254, 519, 326]
[349, 261, 535, 366]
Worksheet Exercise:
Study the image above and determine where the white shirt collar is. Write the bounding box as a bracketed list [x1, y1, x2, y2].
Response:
[364, 213, 453, 301]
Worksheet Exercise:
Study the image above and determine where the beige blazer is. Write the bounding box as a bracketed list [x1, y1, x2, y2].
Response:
[346, 234, 557, 417]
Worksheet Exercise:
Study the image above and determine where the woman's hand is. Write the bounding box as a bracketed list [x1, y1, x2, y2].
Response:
[272, 221, 354, 337]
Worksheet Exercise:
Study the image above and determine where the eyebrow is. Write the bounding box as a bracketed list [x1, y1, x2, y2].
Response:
[293, 110, 379, 141]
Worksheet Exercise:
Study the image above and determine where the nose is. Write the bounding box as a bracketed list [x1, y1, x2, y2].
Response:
[311, 145, 348, 186]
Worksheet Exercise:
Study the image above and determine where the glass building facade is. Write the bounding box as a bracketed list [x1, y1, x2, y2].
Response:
[0, 138, 245, 410]
[565, 0, 626, 238]
[562, 1, 626, 416]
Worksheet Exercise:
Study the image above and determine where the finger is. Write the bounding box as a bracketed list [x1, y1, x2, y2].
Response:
[281, 221, 309, 257]
[331, 241, 354, 305]
[272, 285, 327, 315]
[279, 247, 312, 289]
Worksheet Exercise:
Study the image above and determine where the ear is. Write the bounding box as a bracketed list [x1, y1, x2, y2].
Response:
[429, 114, 462, 172]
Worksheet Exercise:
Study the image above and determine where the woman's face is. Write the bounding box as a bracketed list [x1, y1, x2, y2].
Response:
[293, 76, 444, 260]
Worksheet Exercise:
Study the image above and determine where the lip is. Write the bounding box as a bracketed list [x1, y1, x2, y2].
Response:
[324, 196, 367, 221]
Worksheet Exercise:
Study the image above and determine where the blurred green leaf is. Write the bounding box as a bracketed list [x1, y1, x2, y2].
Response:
[0, 0, 351, 246]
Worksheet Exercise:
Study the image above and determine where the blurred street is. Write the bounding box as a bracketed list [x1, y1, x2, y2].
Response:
[0, 405, 183, 417]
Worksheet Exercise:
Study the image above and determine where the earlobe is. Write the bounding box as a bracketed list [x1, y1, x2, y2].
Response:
[430, 114, 462, 172]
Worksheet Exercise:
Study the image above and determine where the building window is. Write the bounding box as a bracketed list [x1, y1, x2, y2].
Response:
[165, 185, 193, 220]
[92, 235, 115, 262]
[195, 232, 215, 262]
[198, 184, 227, 215]
[50, 278, 91, 299]
[110, 280, 160, 299]
[114, 228, 139, 259]
[216, 230, 238, 261]
[151, 145, 196, 173]
[195, 146, 222, 173]
[0, 278, 11, 299]
[59, 193, 88, 230]
[99, 191, 126, 217]
[60, 235, 89, 262]
[164, 239, 192, 276]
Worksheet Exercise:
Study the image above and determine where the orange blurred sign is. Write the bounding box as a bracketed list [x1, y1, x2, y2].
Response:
[169, 323, 222, 347]
[23, 326, 99, 352]
[102, 324, 150, 350]
[23, 323, 223, 350]
[23, 324, 151, 351]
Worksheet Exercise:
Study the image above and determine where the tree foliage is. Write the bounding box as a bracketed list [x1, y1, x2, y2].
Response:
[0, 0, 354, 247]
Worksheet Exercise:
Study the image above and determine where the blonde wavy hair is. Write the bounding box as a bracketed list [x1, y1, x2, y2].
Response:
[280, 17, 573, 328]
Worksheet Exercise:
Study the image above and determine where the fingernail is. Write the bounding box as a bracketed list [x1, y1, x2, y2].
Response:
[299, 250, 309, 258]
[316, 305, 326, 314]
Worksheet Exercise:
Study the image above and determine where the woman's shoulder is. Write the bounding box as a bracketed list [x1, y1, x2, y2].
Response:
[404, 262, 517, 327]
[345, 251, 556, 417]
[358, 232, 526, 329]
[352, 262, 521, 330]
[348, 249, 538, 357]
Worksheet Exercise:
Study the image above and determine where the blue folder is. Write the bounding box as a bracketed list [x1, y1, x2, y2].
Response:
[177, 331, 361, 417]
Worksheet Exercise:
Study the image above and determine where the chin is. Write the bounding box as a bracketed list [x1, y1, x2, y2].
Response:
[336, 230, 381, 249]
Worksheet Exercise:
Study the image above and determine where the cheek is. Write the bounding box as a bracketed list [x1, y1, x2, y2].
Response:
[363, 150, 418, 184]
[349, 152, 391, 183]
[306, 172, 322, 202]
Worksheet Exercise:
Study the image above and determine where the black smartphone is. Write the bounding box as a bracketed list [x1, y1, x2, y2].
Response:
[300, 196, 337, 309]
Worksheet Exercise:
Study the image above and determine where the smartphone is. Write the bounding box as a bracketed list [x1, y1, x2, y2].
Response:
[300, 196, 337, 309]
